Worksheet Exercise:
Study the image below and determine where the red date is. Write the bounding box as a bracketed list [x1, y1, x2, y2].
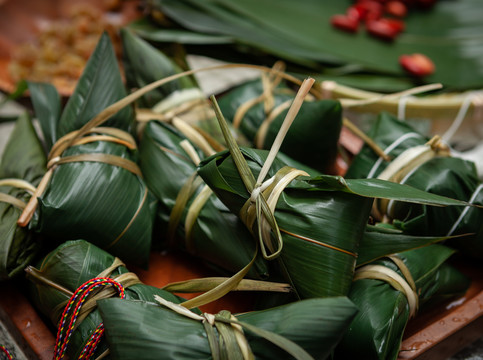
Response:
[399, 53, 435, 77]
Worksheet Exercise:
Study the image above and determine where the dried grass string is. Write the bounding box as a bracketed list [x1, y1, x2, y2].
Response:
[373, 136, 450, 220]
[17, 128, 147, 248]
[354, 256, 419, 318]
[0, 179, 37, 209]
[442, 91, 483, 143]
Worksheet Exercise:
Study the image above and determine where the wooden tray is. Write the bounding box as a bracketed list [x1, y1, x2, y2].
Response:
[0, 250, 481, 360]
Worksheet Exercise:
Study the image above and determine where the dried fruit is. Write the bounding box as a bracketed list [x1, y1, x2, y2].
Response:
[366, 18, 404, 41]
[330, 14, 359, 33]
[347, 5, 366, 20]
[330, 0, 439, 42]
[385, 1, 408, 17]
[399, 53, 435, 77]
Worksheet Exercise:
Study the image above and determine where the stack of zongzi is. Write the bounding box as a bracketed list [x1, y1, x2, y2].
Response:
[196, 98, 465, 299]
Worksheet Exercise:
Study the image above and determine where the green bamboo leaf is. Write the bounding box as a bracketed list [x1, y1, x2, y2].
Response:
[357, 225, 451, 266]
[149, 0, 483, 89]
[28, 81, 61, 150]
[307, 175, 470, 207]
[58, 32, 134, 137]
[31, 139, 153, 266]
[121, 28, 193, 107]
[129, 19, 234, 44]
[0, 113, 46, 183]
[27, 34, 153, 267]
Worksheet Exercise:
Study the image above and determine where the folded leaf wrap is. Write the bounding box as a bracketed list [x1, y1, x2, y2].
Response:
[198, 147, 373, 298]
[139, 120, 269, 278]
[26, 240, 184, 359]
[0, 113, 46, 280]
[98, 295, 359, 360]
[346, 112, 483, 257]
[26, 33, 154, 266]
[335, 244, 469, 360]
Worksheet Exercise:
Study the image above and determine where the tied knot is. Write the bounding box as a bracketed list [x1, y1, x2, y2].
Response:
[249, 178, 275, 204]
[426, 135, 449, 153]
[241, 167, 309, 261]
[203, 312, 216, 326]
[47, 156, 61, 170]
[154, 295, 314, 360]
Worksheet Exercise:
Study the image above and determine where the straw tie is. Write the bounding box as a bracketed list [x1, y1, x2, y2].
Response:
[397, 95, 416, 121]
[214, 78, 316, 261]
[16, 127, 147, 247]
[374, 135, 451, 221]
[154, 295, 314, 360]
[442, 91, 483, 143]
[366, 132, 425, 179]
[232, 61, 286, 129]
[320, 80, 337, 99]
[322, 81, 445, 161]
[232, 61, 314, 151]
[166, 136, 218, 252]
[241, 166, 309, 260]
[137, 87, 215, 128]
[354, 255, 419, 318]
[0, 178, 36, 210]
